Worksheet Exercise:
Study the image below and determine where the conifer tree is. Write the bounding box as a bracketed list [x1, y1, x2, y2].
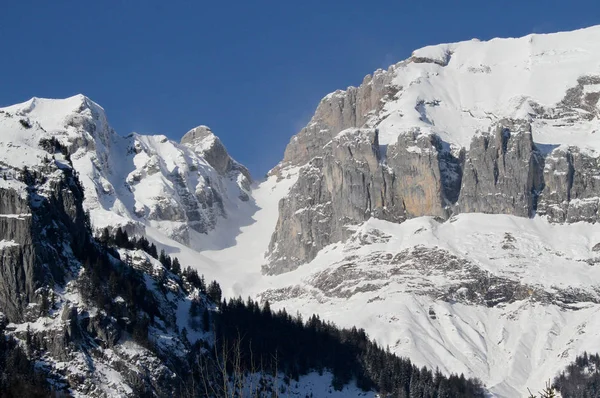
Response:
[172, 257, 181, 274]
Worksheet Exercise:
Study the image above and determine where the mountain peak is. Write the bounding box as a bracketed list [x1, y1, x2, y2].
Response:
[0, 94, 110, 142]
[180, 125, 217, 146]
[181, 125, 251, 182]
[3, 94, 103, 116]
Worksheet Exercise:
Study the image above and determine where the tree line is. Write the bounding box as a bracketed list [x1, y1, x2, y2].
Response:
[552, 352, 600, 398]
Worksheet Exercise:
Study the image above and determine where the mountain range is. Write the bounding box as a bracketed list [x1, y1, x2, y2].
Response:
[3, 25, 600, 397]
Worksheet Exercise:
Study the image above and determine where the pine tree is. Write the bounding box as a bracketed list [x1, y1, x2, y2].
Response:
[25, 325, 33, 356]
[159, 249, 169, 269]
[181, 327, 189, 346]
[528, 381, 557, 398]
[39, 290, 50, 315]
[148, 243, 158, 258]
[171, 257, 181, 274]
[99, 227, 110, 244]
[202, 308, 211, 332]
[115, 228, 126, 247]
[199, 275, 206, 292]
[207, 281, 222, 303]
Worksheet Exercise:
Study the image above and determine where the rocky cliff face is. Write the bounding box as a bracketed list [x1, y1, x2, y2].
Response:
[0, 157, 206, 396]
[266, 129, 392, 274]
[181, 125, 252, 201]
[0, 163, 88, 322]
[538, 146, 600, 223]
[276, 68, 400, 171]
[268, 114, 587, 274]
[266, 29, 600, 273]
[456, 119, 544, 217]
[265, 126, 465, 274]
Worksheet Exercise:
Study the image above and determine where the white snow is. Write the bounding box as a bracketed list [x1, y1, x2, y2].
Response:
[0, 239, 19, 249]
[100, 159, 600, 397]
[373, 25, 600, 154]
[0, 94, 252, 250]
[238, 371, 377, 397]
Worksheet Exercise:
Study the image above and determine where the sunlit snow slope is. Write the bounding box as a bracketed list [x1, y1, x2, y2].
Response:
[186, 177, 600, 398]
[377, 25, 600, 151]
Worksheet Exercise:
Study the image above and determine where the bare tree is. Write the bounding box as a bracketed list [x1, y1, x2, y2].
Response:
[528, 381, 558, 398]
[194, 330, 280, 397]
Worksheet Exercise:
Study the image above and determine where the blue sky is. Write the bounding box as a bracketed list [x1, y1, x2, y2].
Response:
[1, 1, 599, 176]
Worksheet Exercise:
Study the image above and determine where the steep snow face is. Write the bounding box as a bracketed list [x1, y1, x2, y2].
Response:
[375, 25, 600, 152]
[0, 95, 252, 247]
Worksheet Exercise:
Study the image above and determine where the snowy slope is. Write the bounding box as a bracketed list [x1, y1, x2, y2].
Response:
[375, 25, 600, 153]
[168, 177, 600, 397]
[124, 161, 599, 396]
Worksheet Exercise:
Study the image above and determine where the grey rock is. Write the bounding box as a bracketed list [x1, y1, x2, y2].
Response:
[0, 164, 88, 322]
[537, 146, 600, 223]
[456, 119, 543, 217]
[266, 126, 468, 273]
[262, 244, 599, 308]
[387, 129, 461, 219]
[83, 313, 121, 348]
[411, 50, 452, 67]
[276, 68, 400, 171]
[181, 125, 251, 182]
[266, 129, 391, 274]
[266, 72, 600, 276]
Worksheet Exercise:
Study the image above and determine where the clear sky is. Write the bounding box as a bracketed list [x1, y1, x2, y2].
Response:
[1, 1, 599, 177]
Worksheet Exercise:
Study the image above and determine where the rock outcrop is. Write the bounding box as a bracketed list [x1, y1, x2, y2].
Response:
[0, 159, 197, 396]
[277, 68, 400, 171]
[264, 34, 600, 275]
[456, 119, 544, 217]
[265, 128, 464, 274]
[538, 146, 600, 223]
[181, 125, 252, 204]
[0, 164, 88, 322]
[266, 116, 600, 274]
[181, 125, 251, 183]
[266, 129, 390, 274]
[387, 129, 462, 219]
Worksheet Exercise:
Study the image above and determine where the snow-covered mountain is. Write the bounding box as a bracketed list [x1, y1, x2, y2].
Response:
[3, 24, 600, 397]
[219, 25, 600, 396]
[0, 94, 252, 247]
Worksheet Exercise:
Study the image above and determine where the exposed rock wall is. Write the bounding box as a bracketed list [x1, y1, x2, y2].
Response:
[0, 166, 88, 322]
[267, 117, 600, 274]
[387, 129, 460, 219]
[265, 128, 463, 274]
[456, 119, 544, 217]
[181, 125, 251, 183]
[266, 129, 390, 274]
[277, 68, 400, 171]
[538, 146, 600, 223]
